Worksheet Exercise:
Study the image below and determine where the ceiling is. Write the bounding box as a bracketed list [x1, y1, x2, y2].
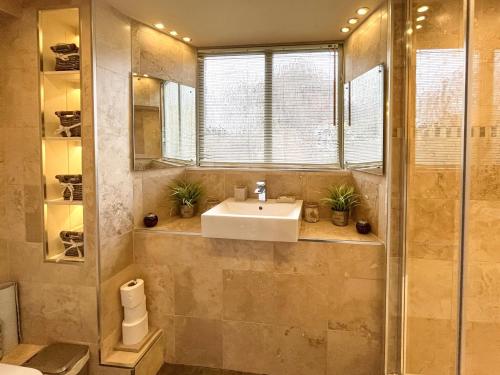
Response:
[106, 0, 385, 48]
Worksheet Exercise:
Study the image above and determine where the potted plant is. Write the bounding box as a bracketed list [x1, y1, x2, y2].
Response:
[321, 184, 360, 226]
[169, 180, 203, 218]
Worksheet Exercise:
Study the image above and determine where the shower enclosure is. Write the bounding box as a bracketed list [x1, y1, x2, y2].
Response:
[401, 0, 500, 373]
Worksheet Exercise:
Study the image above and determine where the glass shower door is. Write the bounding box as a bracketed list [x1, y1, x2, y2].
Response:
[461, 0, 500, 373]
[403, 0, 466, 374]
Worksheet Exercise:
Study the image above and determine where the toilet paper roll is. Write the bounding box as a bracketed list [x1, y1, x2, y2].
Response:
[0, 282, 20, 355]
[120, 279, 145, 308]
[122, 312, 148, 346]
[123, 296, 147, 324]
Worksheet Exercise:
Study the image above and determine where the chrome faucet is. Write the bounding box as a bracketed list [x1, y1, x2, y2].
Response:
[254, 181, 267, 202]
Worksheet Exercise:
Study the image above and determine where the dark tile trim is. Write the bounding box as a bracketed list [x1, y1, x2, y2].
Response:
[157, 363, 268, 375]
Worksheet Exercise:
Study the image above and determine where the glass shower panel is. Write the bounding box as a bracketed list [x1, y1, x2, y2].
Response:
[462, 0, 500, 373]
[404, 0, 466, 374]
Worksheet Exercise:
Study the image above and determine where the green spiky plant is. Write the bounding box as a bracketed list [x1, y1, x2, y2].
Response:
[321, 184, 360, 212]
[169, 180, 203, 208]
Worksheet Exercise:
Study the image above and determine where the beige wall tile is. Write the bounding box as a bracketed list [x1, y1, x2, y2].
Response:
[208, 238, 274, 272]
[303, 172, 353, 218]
[465, 262, 500, 323]
[466, 200, 500, 263]
[352, 171, 382, 236]
[328, 277, 384, 336]
[344, 4, 388, 82]
[328, 242, 385, 280]
[100, 231, 134, 282]
[275, 273, 328, 330]
[222, 270, 276, 324]
[222, 321, 274, 374]
[407, 198, 460, 246]
[0, 239, 10, 282]
[405, 317, 456, 375]
[94, 0, 131, 76]
[174, 316, 222, 368]
[463, 322, 500, 375]
[132, 21, 197, 86]
[407, 258, 455, 320]
[272, 325, 326, 375]
[138, 263, 175, 318]
[274, 242, 329, 275]
[327, 329, 382, 375]
[175, 266, 223, 319]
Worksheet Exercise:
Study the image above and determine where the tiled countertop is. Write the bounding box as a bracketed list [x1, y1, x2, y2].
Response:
[136, 216, 382, 244]
[1, 344, 44, 365]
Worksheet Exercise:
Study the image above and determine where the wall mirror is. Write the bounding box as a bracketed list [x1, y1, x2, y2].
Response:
[132, 75, 196, 170]
[343, 64, 385, 175]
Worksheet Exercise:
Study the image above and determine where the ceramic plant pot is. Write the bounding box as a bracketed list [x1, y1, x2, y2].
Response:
[180, 204, 196, 218]
[331, 209, 349, 226]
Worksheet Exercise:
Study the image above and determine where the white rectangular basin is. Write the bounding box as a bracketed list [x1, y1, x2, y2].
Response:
[201, 198, 303, 242]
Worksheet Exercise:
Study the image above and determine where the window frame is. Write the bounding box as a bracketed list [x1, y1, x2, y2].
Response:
[196, 44, 344, 170]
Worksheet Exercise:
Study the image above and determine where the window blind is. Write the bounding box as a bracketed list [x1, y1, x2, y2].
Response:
[198, 47, 339, 167]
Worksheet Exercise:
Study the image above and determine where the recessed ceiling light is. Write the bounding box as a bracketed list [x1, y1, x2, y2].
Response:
[153, 23, 165, 29]
[417, 5, 429, 12]
[169, 30, 178, 36]
[132, 72, 138, 76]
[348, 18, 359, 25]
[356, 7, 369, 16]
[416, 15, 426, 21]
[416, 24, 423, 29]
[182, 37, 192, 42]
[341, 27, 351, 33]
[143, 74, 149, 77]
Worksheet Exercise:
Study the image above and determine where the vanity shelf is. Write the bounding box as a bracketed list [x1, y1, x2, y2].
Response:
[43, 136, 82, 142]
[45, 198, 83, 206]
[39, 8, 84, 263]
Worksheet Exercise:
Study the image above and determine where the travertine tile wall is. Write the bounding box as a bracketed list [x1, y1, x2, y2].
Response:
[134, 231, 386, 375]
[0, 0, 100, 367]
[344, 4, 389, 240]
[92, 0, 137, 359]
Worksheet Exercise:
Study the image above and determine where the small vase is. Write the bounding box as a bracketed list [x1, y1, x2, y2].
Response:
[356, 220, 371, 234]
[332, 210, 349, 226]
[143, 213, 158, 228]
[180, 204, 195, 218]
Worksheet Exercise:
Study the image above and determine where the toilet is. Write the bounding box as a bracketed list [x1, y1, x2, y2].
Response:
[21, 343, 89, 375]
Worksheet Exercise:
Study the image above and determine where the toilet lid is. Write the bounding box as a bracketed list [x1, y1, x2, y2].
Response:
[23, 343, 89, 374]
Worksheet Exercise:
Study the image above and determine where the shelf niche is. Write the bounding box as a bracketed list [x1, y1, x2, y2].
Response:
[39, 8, 84, 264]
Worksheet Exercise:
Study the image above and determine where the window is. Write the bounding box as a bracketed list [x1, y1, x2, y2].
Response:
[198, 47, 339, 167]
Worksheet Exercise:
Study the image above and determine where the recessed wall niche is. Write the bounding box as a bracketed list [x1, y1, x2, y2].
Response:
[38, 8, 84, 263]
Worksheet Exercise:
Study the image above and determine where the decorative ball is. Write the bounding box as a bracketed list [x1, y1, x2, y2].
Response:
[356, 220, 371, 234]
[143, 213, 158, 228]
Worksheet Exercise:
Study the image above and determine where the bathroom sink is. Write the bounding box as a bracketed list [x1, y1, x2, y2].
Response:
[0, 364, 42, 375]
[201, 198, 303, 242]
